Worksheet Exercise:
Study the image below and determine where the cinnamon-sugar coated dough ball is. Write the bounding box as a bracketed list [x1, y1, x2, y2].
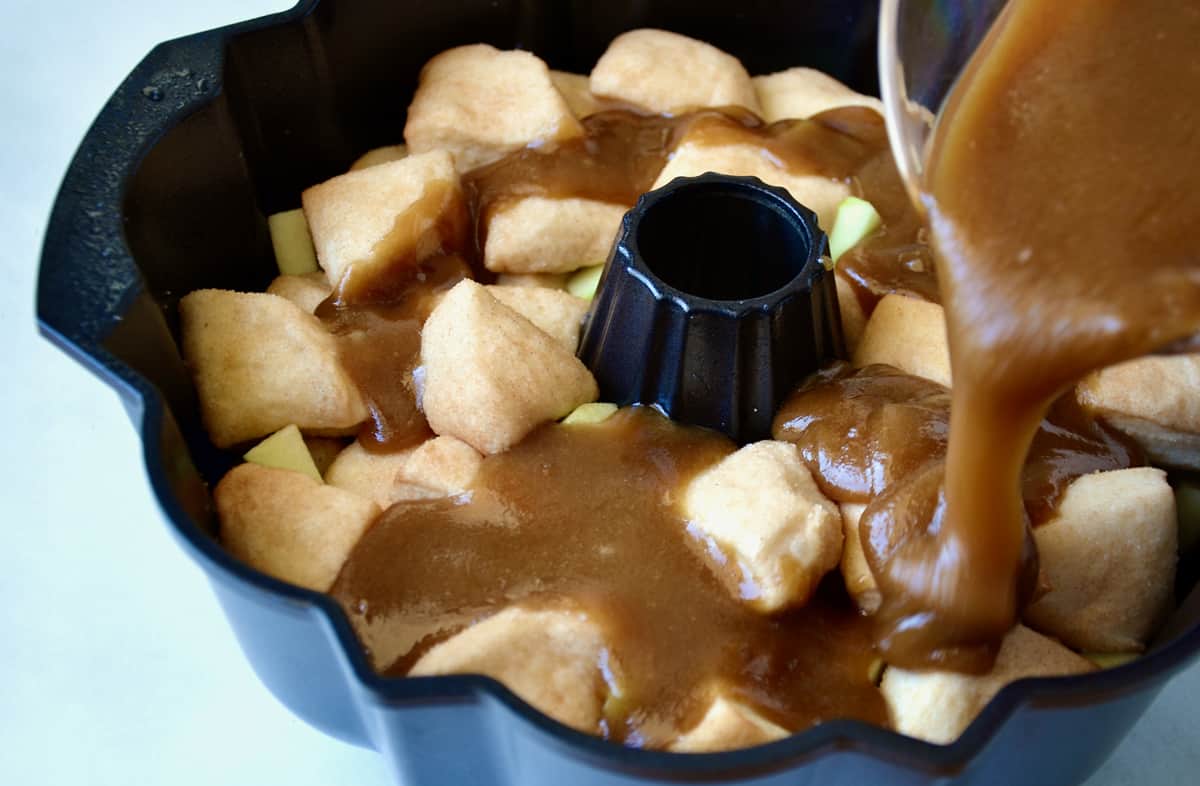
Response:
[180, 290, 367, 448]
[753, 67, 883, 122]
[302, 150, 465, 299]
[1078, 353, 1200, 470]
[853, 294, 952, 388]
[266, 271, 332, 314]
[404, 44, 583, 173]
[651, 138, 849, 232]
[881, 625, 1095, 744]
[590, 29, 760, 115]
[325, 436, 482, 509]
[409, 606, 616, 733]
[670, 690, 788, 753]
[420, 280, 598, 454]
[485, 285, 589, 351]
[216, 463, 380, 592]
[1024, 467, 1177, 653]
[684, 441, 843, 612]
[838, 502, 880, 614]
[483, 196, 627, 274]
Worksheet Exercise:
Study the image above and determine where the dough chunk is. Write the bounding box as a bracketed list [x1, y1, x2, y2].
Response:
[483, 196, 626, 274]
[881, 625, 1094, 744]
[1078, 354, 1200, 470]
[590, 29, 760, 115]
[180, 290, 367, 448]
[350, 144, 407, 171]
[853, 294, 951, 388]
[215, 463, 380, 591]
[684, 441, 843, 612]
[404, 45, 583, 173]
[651, 139, 848, 232]
[325, 436, 483, 509]
[302, 150, 465, 301]
[835, 274, 867, 354]
[409, 606, 613, 733]
[1024, 468, 1177, 652]
[839, 502, 880, 614]
[670, 691, 788, 753]
[266, 271, 332, 314]
[486, 285, 589, 350]
[753, 67, 883, 122]
[421, 280, 598, 454]
[550, 70, 602, 118]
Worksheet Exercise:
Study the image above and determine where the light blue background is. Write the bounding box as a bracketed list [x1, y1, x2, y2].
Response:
[2, 2, 1196, 783]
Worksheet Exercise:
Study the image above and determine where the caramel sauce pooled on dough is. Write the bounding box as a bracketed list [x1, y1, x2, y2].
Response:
[870, 0, 1200, 668]
[332, 408, 887, 745]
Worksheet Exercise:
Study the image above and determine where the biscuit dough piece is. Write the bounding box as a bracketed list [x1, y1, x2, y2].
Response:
[409, 606, 614, 733]
[421, 280, 598, 454]
[483, 196, 626, 275]
[835, 274, 867, 354]
[216, 463, 381, 592]
[881, 625, 1094, 745]
[753, 67, 883, 122]
[550, 70, 602, 119]
[684, 441, 843, 612]
[1077, 354, 1200, 470]
[590, 29, 760, 115]
[1024, 468, 1177, 653]
[302, 150, 465, 301]
[852, 294, 952, 388]
[180, 290, 367, 448]
[404, 45, 583, 173]
[486, 285, 590, 350]
[350, 144, 407, 171]
[670, 692, 789, 753]
[266, 271, 333, 314]
[838, 502, 880, 614]
[326, 436, 483, 509]
[651, 140, 849, 232]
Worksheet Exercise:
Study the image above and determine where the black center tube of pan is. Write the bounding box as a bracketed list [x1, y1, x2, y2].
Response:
[578, 173, 845, 444]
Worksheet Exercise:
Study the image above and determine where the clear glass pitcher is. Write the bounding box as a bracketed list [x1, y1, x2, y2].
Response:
[877, 0, 1008, 211]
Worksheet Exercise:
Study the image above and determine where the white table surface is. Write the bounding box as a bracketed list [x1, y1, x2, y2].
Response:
[2, 2, 1197, 784]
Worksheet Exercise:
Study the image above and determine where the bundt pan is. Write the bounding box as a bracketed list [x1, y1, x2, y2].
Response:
[36, 1, 1200, 783]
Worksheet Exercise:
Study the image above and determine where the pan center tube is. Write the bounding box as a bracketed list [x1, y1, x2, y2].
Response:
[578, 174, 845, 443]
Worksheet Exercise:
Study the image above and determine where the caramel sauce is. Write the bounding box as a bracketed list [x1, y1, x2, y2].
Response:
[868, 0, 1200, 668]
[773, 363, 1138, 526]
[331, 408, 887, 743]
[317, 254, 469, 451]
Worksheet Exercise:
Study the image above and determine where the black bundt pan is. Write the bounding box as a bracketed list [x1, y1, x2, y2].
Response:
[36, 1, 1200, 783]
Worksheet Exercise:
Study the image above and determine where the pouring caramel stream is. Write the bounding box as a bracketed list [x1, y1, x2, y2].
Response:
[876, 0, 1200, 667]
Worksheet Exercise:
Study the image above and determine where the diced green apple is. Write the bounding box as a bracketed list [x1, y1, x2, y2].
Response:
[562, 402, 618, 425]
[243, 424, 323, 482]
[268, 208, 320, 276]
[828, 196, 882, 263]
[1083, 651, 1139, 669]
[566, 264, 605, 301]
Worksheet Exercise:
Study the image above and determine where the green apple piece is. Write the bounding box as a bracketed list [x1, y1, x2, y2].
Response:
[562, 402, 618, 425]
[243, 424, 322, 482]
[1084, 651, 1139, 669]
[1177, 481, 1200, 556]
[268, 208, 320, 276]
[828, 196, 882, 263]
[566, 264, 604, 301]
